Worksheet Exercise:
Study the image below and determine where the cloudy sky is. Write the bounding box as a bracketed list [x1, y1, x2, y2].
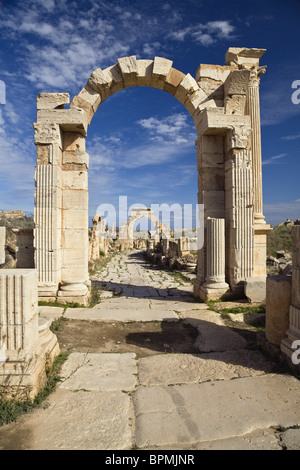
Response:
[0, 0, 299, 226]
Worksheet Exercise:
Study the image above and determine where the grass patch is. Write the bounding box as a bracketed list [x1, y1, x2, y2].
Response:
[89, 252, 115, 276]
[219, 304, 266, 315]
[38, 300, 86, 309]
[0, 352, 68, 426]
[50, 316, 68, 333]
[169, 271, 192, 285]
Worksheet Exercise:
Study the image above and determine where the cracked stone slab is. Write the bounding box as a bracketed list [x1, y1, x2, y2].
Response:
[65, 303, 178, 322]
[143, 427, 282, 450]
[38, 306, 65, 320]
[138, 350, 276, 386]
[280, 428, 300, 450]
[133, 374, 300, 448]
[59, 352, 137, 392]
[4, 389, 134, 450]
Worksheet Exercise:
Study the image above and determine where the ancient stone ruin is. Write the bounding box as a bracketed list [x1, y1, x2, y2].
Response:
[33, 47, 271, 306]
[1, 46, 299, 398]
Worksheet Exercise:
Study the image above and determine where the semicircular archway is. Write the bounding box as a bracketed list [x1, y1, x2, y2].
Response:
[33, 47, 270, 305]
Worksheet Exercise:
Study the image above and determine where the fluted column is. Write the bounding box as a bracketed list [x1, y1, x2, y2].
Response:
[205, 218, 228, 285]
[200, 218, 229, 300]
[246, 66, 266, 223]
[33, 122, 63, 298]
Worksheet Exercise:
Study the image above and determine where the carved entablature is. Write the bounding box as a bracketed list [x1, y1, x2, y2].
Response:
[33, 122, 61, 145]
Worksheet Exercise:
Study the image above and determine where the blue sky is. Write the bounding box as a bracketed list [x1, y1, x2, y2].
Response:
[0, 0, 299, 226]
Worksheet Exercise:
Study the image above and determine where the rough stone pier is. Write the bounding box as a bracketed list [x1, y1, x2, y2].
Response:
[0, 251, 299, 450]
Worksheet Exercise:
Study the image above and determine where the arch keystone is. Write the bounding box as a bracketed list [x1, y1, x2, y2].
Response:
[151, 57, 173, 89]
[137, 59, 154, 86]
[117, 56, 138, 87]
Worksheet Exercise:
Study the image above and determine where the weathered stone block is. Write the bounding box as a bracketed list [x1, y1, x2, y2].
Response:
[37, 108, 88, 136]
[87, 68, 113, 100]
[151, 57, 173, 89]
[62, 190, 88, 211]
[184, 89, 207, 115]
[63, 132, 86, 152]
[266, 275, 292, 345]
[62, 170, 88, 191]
[104, 64, 124, 93]
[196, 64, 232, 83]
[175, 73, 199, 104]
[37, 93, 70, 110]
[245, 276, 267, 304]
[224, 94, 246, 114]
[71, 85, 101, 116]
[164, 68, 185, 95]
[136, 59, 153, 86]
[224, 70, 250, 96]
[225, 47, 266, 67]
[117, 56, 137, 87]
[63, 151, 89, 167]
[201, 134, 224, 154]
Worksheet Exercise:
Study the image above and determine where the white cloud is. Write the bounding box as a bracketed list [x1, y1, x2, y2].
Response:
[169, 20, 235, 46]
[137, 113, 194, 144]
[281, 134, 300, 140]
[262, 153, 288, 165]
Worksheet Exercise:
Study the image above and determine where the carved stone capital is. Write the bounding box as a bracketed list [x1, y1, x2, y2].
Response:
[247, 65, 267, 87]
[228, 125, 252, 150]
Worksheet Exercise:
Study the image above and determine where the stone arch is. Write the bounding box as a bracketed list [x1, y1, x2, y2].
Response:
[70, 56, 210, 127]
[34, 48, 270, 305]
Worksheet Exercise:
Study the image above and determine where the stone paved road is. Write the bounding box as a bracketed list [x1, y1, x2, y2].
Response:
[1, 250, 300, 450]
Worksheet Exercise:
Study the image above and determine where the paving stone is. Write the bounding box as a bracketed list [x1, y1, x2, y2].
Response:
[138, 350, 276, 386]
[144, 427, 282, 450]
[38, 306, 65, 320]
[59, 352, 137, 392]
[133, 374, 300, 448]
[6, 389, 134, 450]
[280, 428, 300, 450]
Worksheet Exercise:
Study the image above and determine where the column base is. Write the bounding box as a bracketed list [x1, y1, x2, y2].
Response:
[0, 319, 60, 400]
[38, 283, 58, 298]
[194, 278, 230, 301]
[57, 279, 91, 306]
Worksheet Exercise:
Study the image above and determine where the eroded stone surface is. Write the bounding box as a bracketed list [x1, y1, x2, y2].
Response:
[133, 374, 300, 448]
[138, 350, 275, 386]
[59, 352, 137, 392]
[0, 389, 134, 450]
